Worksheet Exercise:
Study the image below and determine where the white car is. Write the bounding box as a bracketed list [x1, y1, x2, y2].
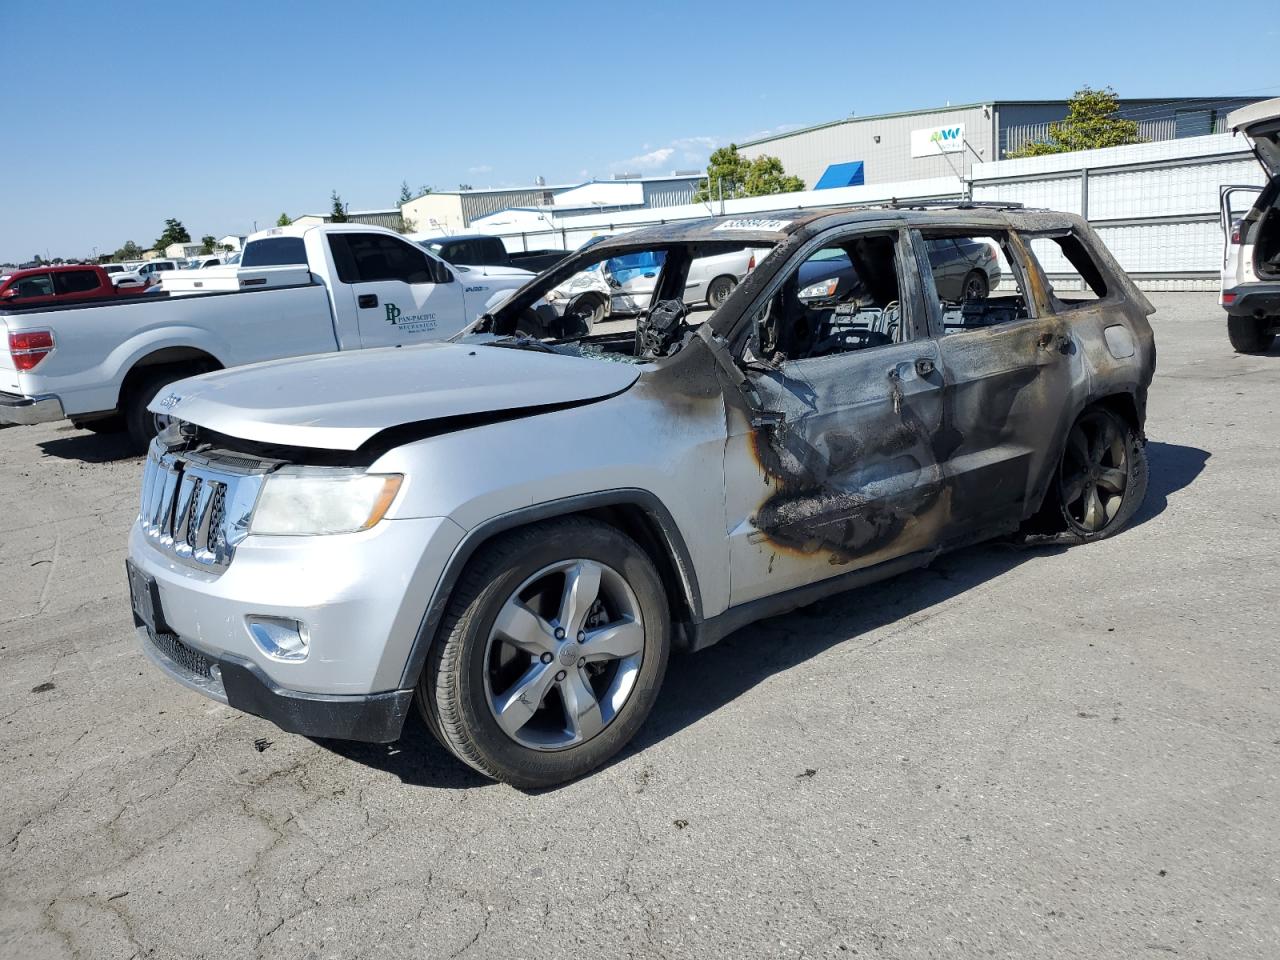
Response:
[0, 223, 533, 448]
[545, 240, 766, 327]
[1219, 97, 1280, 353]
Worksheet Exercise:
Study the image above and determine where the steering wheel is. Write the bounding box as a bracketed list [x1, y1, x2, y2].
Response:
[811, 327, 891, 356]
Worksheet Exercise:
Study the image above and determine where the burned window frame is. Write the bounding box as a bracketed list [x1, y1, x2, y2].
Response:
[1018, 228, 1118, 312]
[909, 227, 1041, 339]
[727, 222, 925, 363]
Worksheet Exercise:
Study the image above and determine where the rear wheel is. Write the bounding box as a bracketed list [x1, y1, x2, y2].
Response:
[1227, 315, 1276, 354]
[565, 293, 605, 329]
[962, 270, 989, 301]
[1054, 407, 1148, 541]
[419, 517, 670, 788]
[706, 275, 736, 309]
[123, 368, 191, 452]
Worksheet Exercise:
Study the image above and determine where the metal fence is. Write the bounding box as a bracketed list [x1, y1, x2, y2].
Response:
[972, 133, 1267, 291]
[1003, 116, 1233, 157]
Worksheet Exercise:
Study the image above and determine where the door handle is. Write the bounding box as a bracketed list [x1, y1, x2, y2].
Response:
[358, 294, 378, 308]
[914, 357, 935, 377]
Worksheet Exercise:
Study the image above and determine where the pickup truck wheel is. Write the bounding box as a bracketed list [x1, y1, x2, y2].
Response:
[124, 368, 184, 452]
[707, 275, 736, 308]
[420, 517, 670, 788]
[1054, 407, 1148, 541]
[1227, 315, 1276, 354]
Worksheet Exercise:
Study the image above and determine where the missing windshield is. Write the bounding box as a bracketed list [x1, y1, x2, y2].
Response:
[474, 237, 778, 362]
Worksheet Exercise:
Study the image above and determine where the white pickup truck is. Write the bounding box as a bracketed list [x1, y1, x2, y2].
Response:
[0, 223, 532, 449]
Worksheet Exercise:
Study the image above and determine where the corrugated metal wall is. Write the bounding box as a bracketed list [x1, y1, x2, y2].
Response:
[972, 134, 1268, 290]
[739, 106, 995, 188]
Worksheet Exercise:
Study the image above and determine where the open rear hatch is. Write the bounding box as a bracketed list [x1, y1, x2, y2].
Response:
[1230, 98, 1280, 280]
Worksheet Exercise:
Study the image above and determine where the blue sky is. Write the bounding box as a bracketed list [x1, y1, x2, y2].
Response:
[2, 0, 1275, 263]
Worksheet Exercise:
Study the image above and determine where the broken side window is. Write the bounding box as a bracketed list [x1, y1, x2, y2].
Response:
[917, 231, 1030, 334]
[749, 233, 908, 363]
[1023, 231, 1110, 309]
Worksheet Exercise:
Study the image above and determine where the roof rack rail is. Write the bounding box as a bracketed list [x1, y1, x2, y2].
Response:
[883, 198, 1027, 211]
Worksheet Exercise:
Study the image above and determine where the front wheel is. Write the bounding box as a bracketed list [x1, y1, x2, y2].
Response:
[1053, 407, 1148, 541]
[1227, 315, 1276, 354]
[419, 517, 670, 788]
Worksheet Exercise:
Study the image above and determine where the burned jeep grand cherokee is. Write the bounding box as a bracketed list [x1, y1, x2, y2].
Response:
[128, 204, 1155, 788]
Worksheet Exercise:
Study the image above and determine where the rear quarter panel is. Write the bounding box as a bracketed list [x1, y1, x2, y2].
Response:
[1, 285, 339, 416]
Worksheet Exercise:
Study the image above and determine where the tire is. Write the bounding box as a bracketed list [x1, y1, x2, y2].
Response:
[1227, 315, 1276, 354]
[418, 516, 670, 788]
[962, 270, 989, 301]
[1052, 407, 1148, 542]
[123, 367, 188, 453]
[706, 275, 736, 309]
[566, 294, 605, 328]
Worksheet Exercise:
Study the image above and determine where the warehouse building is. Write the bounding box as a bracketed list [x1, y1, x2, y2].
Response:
[401, 174, 701, 236]
[738, 97, 1263, 190]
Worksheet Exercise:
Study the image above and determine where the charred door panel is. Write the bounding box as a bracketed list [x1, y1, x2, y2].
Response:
[725, 339, 945, 606]
[934, 316, 1077, 534]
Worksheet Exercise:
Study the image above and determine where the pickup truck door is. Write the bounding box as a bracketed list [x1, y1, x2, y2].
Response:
[326, 232, 467, 348]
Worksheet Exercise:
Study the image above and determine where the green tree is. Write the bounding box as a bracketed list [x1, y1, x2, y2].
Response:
[154, 218, 191, 252]
[329, 191, 348, 223]
[398, 180, 414, 204]
[693, 145, 804, 202]
[1007, 86, 1144, 158]
[276, 212, 292, 227]
[200, 235, 217, 254]
[114, 240, 142, 260]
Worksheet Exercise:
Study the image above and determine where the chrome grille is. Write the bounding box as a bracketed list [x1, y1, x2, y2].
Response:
[138, 443, 268, 572]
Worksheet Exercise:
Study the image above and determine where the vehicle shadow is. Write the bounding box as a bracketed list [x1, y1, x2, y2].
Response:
[322, 440, 1208, 791]
[315, 711, 493, 791]
[1128, 439, 1210, 529]
[37, 428, 140, 464]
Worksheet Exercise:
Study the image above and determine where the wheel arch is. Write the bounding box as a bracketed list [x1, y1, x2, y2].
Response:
[398, 489, 703, 689]
[1025, 388, 1144, 520]
[118, 346, 224, 407]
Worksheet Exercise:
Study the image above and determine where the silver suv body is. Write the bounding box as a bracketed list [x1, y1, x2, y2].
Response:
[128, 204, 1156, 787]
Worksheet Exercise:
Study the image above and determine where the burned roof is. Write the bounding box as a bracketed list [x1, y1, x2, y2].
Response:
[583, 202, 1075, 255]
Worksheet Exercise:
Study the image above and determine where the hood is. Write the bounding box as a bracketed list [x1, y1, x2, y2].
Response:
[153, 342, 639, 451]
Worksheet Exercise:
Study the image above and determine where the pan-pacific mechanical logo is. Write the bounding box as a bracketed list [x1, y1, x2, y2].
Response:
[384, 302, 437, 333]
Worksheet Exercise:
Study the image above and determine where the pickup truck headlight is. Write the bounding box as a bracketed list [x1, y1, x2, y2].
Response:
[250, 474, 403, 536]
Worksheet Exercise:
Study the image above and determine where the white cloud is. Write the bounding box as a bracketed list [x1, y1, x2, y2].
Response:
[468, 164, 493, 175]
[740, 123, 804, 142]
[611, 135, 719, 173]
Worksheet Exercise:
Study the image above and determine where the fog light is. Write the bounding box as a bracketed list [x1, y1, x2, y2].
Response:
[247, 617, 310, 662]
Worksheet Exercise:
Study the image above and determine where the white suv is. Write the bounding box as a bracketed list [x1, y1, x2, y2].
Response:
[1220, 97, 1280, 353]
[128, 206, 1156, 787]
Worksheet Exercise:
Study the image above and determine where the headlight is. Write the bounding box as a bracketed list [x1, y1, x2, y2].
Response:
[798, 278, 838, 300]
[250, 473, 403, 536]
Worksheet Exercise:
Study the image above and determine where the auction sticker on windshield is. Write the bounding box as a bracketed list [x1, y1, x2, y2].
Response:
[712, 218, 791, 232]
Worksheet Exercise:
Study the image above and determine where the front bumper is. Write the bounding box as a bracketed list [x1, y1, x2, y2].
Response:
[128, 513, 466, 741]
[0, 390, 64, 425]
[1223, 282, 1280, 321]
[137, 625, 414, 741]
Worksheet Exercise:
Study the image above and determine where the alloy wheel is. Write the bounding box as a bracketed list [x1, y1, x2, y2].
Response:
[1060, 413, 1129, 532]
[483, 559, 645, 751]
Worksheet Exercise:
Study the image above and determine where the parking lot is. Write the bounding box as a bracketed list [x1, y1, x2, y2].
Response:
[1, 292, 1277, 959]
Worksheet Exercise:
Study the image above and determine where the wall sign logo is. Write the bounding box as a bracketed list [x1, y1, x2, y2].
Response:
[911, 123, 966, 158]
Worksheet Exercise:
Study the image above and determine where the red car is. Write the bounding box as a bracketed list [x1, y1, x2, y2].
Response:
[0, 265, 148, 308]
